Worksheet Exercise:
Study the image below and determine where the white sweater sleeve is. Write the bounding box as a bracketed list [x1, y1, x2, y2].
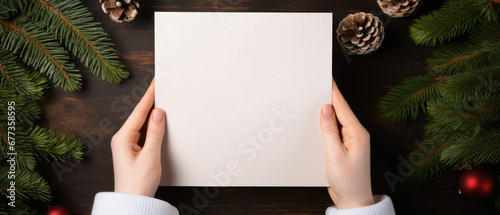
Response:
[91, 192, 179, 215]
[325, 195, 395, 215]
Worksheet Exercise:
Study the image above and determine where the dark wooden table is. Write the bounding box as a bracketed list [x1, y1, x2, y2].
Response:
[39, 0, 498, 214]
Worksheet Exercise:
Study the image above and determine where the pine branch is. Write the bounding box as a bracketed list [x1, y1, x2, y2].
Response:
[407, 131, 461, 183]
[0, 199, 41, 215]
[30, 0, 129, 83]
[410, 0, 499, 46]
[441, 129, 500, 165]
[470, 20, 500, 42]
[441, 65, 500, 101]
[0, 89, 41, 171]
[0, 18, 82, 91]
[28, 125, 84, 164]
[0, 127, 37, 171]
[426, 95, 500, 136]
[427, 41, 499, 75]
[0, 167, 51, 204]
[427, 22, 500, 75]
[0, 89, 40, 128]
[0, 0, 29, 20]
[0, 48, 47, 100]
[378, 75, 450, 122]
[0, 167, 51, 214]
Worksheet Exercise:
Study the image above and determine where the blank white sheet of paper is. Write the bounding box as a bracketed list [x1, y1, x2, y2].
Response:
[155, 12, 332, 186]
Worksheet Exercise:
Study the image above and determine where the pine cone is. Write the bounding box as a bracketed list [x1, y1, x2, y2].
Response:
[377, 0, 422, 18]
[336, 12, 385, 55]
[100, 0, 140, 23]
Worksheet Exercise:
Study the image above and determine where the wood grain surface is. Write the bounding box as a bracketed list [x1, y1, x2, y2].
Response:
[38, 0, 498, 214]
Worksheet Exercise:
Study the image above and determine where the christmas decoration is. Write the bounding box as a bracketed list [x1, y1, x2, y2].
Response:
[100, 0, 140, 23]
[0, 0, 128, 214]
[459, 168, 495, 201]
[410, 0, 500, 46]
[336, 12, 385, 55]
[46, 205, 71, 215]
[378, 0, 500, 211]
[377, 0, 422, 18]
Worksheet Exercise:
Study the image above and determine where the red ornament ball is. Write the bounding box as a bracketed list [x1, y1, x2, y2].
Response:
[459, 168, 495, 201]
[46, 205, 71, 215]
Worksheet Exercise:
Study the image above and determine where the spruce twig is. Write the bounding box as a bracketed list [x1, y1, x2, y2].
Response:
[31, 0, 129, 83]
[380, 0, 500, 199]
[410, 0, 499, 46]
[28, 126, 84, 164]
[0, 48, 47, 100]
[0, 18, 82, 91]
[441, 129, 500, 165]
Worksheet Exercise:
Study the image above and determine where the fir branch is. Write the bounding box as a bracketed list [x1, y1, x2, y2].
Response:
[408, 131, 461, 182]
[0, 167, 51, 213]
[0, 0, 29, 20]
[410, 0, 499, 46]
[441, 65, 500, 101]
[428, 44, 493, 75]
[0, 128, 36, 171]
[0, 199, 41, 215]
[378, 75, 450, 122]
[0, 100, 39, 170]
[441, 129, 500, 165]
[28, 125, 84, 164]
[427, 25, 500, 75]
[0, 18, 82, 91]
[470, 20, 500, 42]
[0, 48, 47, 100]
[0, 89, 40, 127]
[31, 0, 129, 83]
[426, 94, 500, 136]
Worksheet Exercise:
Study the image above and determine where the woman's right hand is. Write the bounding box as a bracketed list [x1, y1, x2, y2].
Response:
[319, 80, 374, 209]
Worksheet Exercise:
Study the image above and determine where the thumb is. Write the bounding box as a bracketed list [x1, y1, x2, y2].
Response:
[320, 104, 344, 153]
[143, 108, 166, 156]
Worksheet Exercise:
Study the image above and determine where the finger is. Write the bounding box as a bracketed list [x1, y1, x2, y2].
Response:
[320, 104, 346, 154]
[142, 108, 165, 159]
[121, 79, 155, 132]
[328, 187, 339, 205]
[331, 80, 363, 128]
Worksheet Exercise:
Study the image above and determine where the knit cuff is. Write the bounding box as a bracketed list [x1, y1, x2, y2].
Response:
[91, 192, 179, 215]
[325, 195, 395, 215]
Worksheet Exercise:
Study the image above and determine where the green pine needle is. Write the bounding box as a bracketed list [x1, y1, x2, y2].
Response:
[0, 48, 47, 100]
[0, 0, 28, 20]
[0, 0, 120, 212]
[378, 75, 446, 122]
[0, 197, 45, 215]
[441, 129, 500, 165]
[0, 88, 41, 128]
[427, 22, 500, 75]
[28, 125, 84, 164]
[382, 1, 500, 192]
[427, 41, 498, 75]
[0, 18, 82, 91]
[30, 0, 129, 83]
[0, 167, 51, 214]
[407, 132, 457, 183]
[0, 127, 37, 171]
[441, 65, 500, 101]
[410, 0, 499, 46]
[0, 167, 52, 203]
[426, 95, 500, 136]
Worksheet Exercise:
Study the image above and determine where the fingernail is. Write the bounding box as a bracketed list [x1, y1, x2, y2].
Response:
[152, 109, 164, 123]
[322, 105, 333, 118]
